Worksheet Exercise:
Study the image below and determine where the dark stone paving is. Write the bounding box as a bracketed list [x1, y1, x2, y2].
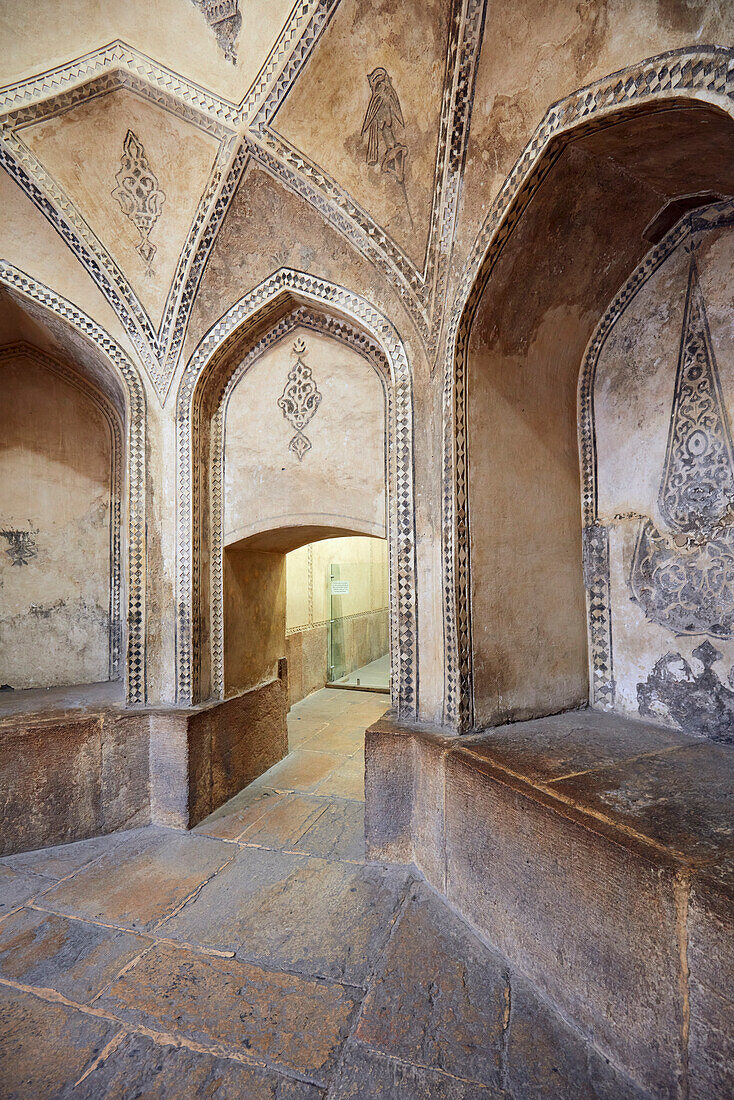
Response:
[0, 688, 647, 1098]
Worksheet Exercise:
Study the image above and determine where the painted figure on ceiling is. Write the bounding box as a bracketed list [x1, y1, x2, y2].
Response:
[361, 68, 407, 183]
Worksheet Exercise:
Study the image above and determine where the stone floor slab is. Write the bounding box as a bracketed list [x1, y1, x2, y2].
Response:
[0, 907, 150, 1003]
[327, 1041, 503, 1099]
[73, 1030, 325, 1098]
[302, 724, 365, 756]
[194, 787, 285, 841]
[38, 827, 236, 932]
[0, 830, 131, 881]
[505, 976, 646, 1099]
[264, 749, 345, 793]
[461, 710, 690, 785]
[241, 793, 329, 849]
[0, 864, 47, 916]
[292, 799, 366, 861]
[314, 757, 365, 801]
[551, 742, 734, 863]
[0, 984, 117, 1100]
[159, 845, 413, 985]
[96, 941, 360, 1085]
[356, 882, 507, 1087]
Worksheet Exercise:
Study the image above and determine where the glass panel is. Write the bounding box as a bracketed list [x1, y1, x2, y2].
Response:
[327, 555, 390, 691]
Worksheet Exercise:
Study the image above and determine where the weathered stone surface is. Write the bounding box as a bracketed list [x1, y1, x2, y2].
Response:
[97, 941, 361, 1084]
[194, 786, 285, 841]
[100, 712, 150, 833]
[364, 719, 415, 862]
[292, 798, 365, 861]
[73, 1031, 324, 1099]
[328, 1041, 502, 1099]
[0, 715, 102, 855]
[0, 984, 116, 1099]
[160, 845, 412, 985]
[505, 975, 646, 1099]
[0, 864, 47, 915]
[356, 882, 507, 1087]
[241, 792, 328, 850]
[687, 861, 734, 1100]
[0, 710, 151, 857]
[0, 907, 149, 1003]
[462, 709, 689, 784]
[444, 750, 684, 1097]
[39, 826, 236, 931]
[551, 741, 734, 863]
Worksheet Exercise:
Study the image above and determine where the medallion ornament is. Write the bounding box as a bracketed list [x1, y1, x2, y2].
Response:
[111, 130, 166, 266]
[277, 337, 323, 461]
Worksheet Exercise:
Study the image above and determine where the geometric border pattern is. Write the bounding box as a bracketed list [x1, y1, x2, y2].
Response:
[0, 263, 147, 703]
[0, 342, 124, 681]
[0, 52, 244, 399]
[579, 197, 734, 709]
[442, 46, 734, 731]
[175, 268, 418, 717]
[0, 0, 487, 400]
[209, 306, 393, 699]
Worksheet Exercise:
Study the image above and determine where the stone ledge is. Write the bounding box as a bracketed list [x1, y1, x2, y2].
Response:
[0, 676, 288, 855]
[365, 709, 734, 1099]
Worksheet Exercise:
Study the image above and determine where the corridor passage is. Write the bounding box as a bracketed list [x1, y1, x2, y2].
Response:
[0, 689, 641, 1098]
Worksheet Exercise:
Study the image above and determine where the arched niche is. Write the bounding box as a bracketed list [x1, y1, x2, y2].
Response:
[582, 200, 734, 740]
[0, 342, 121, 688]
[176, 270, 417, 715]
[446, 48, 734, 731]
[220, 321, 387, 700]
[0, 265, 147, 703]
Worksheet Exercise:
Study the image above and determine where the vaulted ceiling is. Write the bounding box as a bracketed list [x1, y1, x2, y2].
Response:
[0, 0, 484, 399]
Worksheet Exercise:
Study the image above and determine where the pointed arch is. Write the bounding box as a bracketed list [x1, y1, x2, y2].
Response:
[442, 46, 734, 731]
[176, 268, 418, 716]
[0, 262, 147, 703]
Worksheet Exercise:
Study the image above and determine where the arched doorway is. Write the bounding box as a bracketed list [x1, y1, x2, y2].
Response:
[176, 270, 417, 782]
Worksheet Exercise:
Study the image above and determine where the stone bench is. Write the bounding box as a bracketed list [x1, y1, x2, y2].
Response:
[365, 709, 733, 1098]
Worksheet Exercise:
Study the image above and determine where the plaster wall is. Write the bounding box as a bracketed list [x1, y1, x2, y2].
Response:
[223, 326, 386, 546]
[592, 219, 734, 740]
[223, 548, 285, 698]
[0, 351, 114, 688]
[285, 535, 389, 703]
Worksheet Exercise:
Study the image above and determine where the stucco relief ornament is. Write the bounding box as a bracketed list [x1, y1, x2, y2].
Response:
[111, 130, 166, 266]
[629, 254, 734, 638]
[277, 338, 322, 461]
[190, 0, 240, 63]
[361, 68, 413, 227]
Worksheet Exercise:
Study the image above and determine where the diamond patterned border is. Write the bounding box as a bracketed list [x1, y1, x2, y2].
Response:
[0, 263, 147, 703]
[0, 0, 486, 399]
[175, 268, 417, 717]
[253, 0, 486, 346]
[442, 47, 734, 731]
[579, 197, 734, 708]
[0, 54, 244, 399]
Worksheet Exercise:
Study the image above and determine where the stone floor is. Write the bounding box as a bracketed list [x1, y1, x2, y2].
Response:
[0, 688, 645, 1098]
[330, 654, 390, 692]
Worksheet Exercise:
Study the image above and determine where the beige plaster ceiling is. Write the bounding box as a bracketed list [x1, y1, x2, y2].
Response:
[0, 0, 295, 103]
[274, 0, 450, 269]
[0, 0, 483, 400]
[21, 88, 222, 327]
